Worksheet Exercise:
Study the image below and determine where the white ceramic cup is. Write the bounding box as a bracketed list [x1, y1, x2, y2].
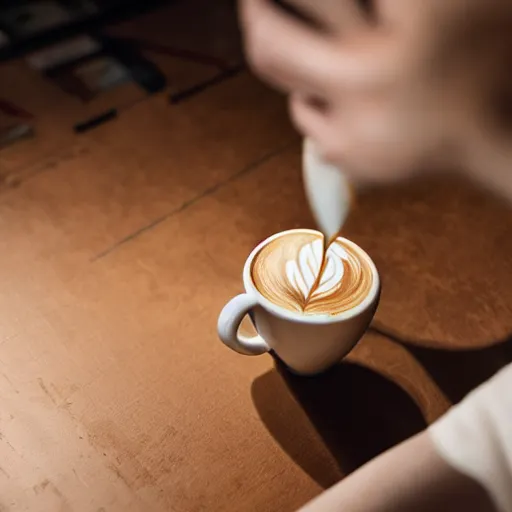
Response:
[217, 229, 380, 375]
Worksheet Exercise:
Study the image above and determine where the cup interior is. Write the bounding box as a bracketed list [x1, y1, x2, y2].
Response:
[243, 229, 380, 325]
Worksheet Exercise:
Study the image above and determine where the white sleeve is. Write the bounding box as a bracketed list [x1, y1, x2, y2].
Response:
[429, 363, 512, 512]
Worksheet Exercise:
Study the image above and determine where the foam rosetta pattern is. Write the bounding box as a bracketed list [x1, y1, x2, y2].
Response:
[252, 232, 372, 315]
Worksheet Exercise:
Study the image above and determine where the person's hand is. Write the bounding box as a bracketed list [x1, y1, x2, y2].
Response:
[240, 0, 512, 186]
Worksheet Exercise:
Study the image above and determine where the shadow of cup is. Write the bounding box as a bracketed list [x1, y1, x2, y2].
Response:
[251, 359, 427, 488]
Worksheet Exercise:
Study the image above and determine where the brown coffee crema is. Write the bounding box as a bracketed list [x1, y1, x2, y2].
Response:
[251, 232, 373, 316]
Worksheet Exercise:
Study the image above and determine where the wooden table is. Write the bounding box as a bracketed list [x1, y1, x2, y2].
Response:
[0, 68, 511, 512]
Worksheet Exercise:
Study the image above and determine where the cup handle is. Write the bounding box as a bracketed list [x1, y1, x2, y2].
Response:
[217, 294, 269, 356]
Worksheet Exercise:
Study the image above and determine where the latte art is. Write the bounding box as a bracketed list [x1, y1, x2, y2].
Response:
[285, 239, 346, 301]
[252, 232, 373, 315]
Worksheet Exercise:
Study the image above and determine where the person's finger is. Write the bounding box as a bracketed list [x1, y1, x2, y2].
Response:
[240, 0, 340, 93]
[289, 93, 344, 160]
[290, 94, 402, 181]
[286, 0, 368, 35]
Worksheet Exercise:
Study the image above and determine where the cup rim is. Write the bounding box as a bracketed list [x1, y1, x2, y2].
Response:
[243, 228, 380, 325]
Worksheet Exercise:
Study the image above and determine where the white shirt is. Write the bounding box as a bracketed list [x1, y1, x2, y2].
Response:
[429, 363, 512, 512]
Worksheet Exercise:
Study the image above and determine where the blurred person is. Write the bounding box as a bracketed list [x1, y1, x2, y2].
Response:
[240, 1, 512, 511]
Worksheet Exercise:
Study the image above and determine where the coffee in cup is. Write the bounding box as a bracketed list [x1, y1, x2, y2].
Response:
[251, 230, 373, 316]
[218, 229, 380, 374]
